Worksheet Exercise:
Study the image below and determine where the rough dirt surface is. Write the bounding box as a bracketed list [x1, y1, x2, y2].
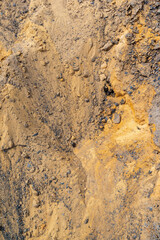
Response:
[0, 0, 160, 239]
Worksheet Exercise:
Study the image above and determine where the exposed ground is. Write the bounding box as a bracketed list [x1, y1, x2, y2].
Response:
[0, 0, 160, 239]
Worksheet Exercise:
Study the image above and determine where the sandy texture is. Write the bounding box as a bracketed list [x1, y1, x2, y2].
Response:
[0, 0, 160, 239]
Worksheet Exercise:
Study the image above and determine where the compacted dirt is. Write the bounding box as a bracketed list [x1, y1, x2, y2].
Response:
[0, 0, 160, 239]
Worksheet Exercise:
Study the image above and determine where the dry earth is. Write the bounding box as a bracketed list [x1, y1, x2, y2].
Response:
[0, 0, 160, 239]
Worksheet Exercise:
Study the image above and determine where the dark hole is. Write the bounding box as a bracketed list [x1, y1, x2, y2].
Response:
[104, 85, 115, 96]
[104, 85, 109, 94]
[84, 218, 89, 224]
[71, 142, 76, 148]
[0, 226, 5, 231]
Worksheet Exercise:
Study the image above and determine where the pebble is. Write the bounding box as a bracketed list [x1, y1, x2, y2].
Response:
[52, 176, 57, 180]
[114, 102, 119, 107]
[125, 33, 133, 43]
[112, 113, 121, 124]
[73, 66, 79, 71]
[102, 118, 107, 123]
[32, 198, 40, 208]
[33, 133, 38, 137]
[99, 124, 104, 130]
[22, 67, 26, 73]
[101, 62, 107, 69]
[83, 71, 89, 78]
[101, 41, 113, 51]
[16, 51, 22, 56]
[91, 55, 97, 62]
[56, 73, 63, 79]
[66, 170, 71, 177]
[24, 122, 29, 128]
[32, 189, 39, 196]
[128, 91, 132, 95]
[27, 162, 36, 173]
[100, 74, 107, 81]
